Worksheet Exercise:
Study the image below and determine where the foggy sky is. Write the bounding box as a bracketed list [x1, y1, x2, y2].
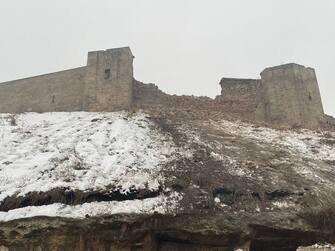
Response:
[0, 0, 334, 116]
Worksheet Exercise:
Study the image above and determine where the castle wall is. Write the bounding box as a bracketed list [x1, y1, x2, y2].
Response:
[133, 80, 169, 107]
[0, 47, 328, 129]
[0, 47, 134, 114]
[83, 47, 134, 111]
[325, 115, 335, 127]
[133, 80, 226, 122]
[259, 64, 324, 128]
[218, 63, 326, 128]
[0, 67, 86, 113]
[218, 78, 262, 118]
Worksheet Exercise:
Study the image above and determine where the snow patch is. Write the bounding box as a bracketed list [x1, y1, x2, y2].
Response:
[213, 119, 335, 162]
[0, 192, 182, 222]
[0, 112, 177, 202]
[272, 201, 293, 208]
[206, 118, 335, 184]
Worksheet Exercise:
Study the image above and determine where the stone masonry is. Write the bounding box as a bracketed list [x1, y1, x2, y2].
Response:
[0, 47, 330, 129]
[0, 47, 133, 113]
[218, 63, 326, 128]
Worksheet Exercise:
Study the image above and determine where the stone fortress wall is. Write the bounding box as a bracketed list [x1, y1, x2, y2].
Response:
[218, 63, 326, 128]
[0, 47, 133, 113]
[0, 46, 331, 129]
[0, 67, 86, 113]
[84, 48, 133, 111]
[259, 64, 325, 128]
[217, 78, 263, 118]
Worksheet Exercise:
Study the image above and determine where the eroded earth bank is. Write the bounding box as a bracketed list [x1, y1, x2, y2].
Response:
[0, 104, 335, 251]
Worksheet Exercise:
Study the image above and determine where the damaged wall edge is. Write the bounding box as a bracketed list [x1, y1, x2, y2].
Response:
[0, 47, 331, 129]
[218, 63, 326, 129]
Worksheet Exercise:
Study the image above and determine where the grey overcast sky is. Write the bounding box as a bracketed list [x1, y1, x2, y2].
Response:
[0, 0, 334, 116]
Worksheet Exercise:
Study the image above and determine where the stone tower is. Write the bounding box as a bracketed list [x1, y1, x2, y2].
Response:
[0, 46, 134, 113]
[83, 47, 134, 111]
[257, 63, 324, 128]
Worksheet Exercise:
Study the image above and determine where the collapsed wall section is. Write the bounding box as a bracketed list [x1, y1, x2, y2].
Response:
[0, 67, 86, 113]
[133, 80, 222, 115]
[133, 80, 168, 107]
[217, 78, 262, 119]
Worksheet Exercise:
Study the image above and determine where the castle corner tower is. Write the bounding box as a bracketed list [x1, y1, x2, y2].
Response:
[259, 63, 324, 128]
[83, 47, 134, 111]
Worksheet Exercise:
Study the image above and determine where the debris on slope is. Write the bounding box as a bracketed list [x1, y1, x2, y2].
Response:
[0, 110, 335, 250]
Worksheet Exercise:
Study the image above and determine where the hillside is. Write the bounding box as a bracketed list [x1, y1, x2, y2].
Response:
[0, 111, 335, 250]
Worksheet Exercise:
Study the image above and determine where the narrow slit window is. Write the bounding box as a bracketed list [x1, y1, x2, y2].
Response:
[308, 92, 312, 101]
[104, 69, 111, 79]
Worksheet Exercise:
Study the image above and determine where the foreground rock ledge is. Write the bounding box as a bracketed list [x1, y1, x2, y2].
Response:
[0, 213, 333, 251]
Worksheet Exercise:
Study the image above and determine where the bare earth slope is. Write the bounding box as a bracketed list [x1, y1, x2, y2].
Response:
[0, 109, 335, 251]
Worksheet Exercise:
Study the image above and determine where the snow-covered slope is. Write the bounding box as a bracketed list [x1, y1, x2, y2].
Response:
[0, 111, 334, 225]
[0, 112, 182, 221]
[1, 111, 335, 250]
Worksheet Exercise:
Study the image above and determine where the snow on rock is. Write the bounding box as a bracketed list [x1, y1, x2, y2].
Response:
[0, 112, 179, 209]
[0, 192, 182, 222]
[297, 243, 335, 250]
